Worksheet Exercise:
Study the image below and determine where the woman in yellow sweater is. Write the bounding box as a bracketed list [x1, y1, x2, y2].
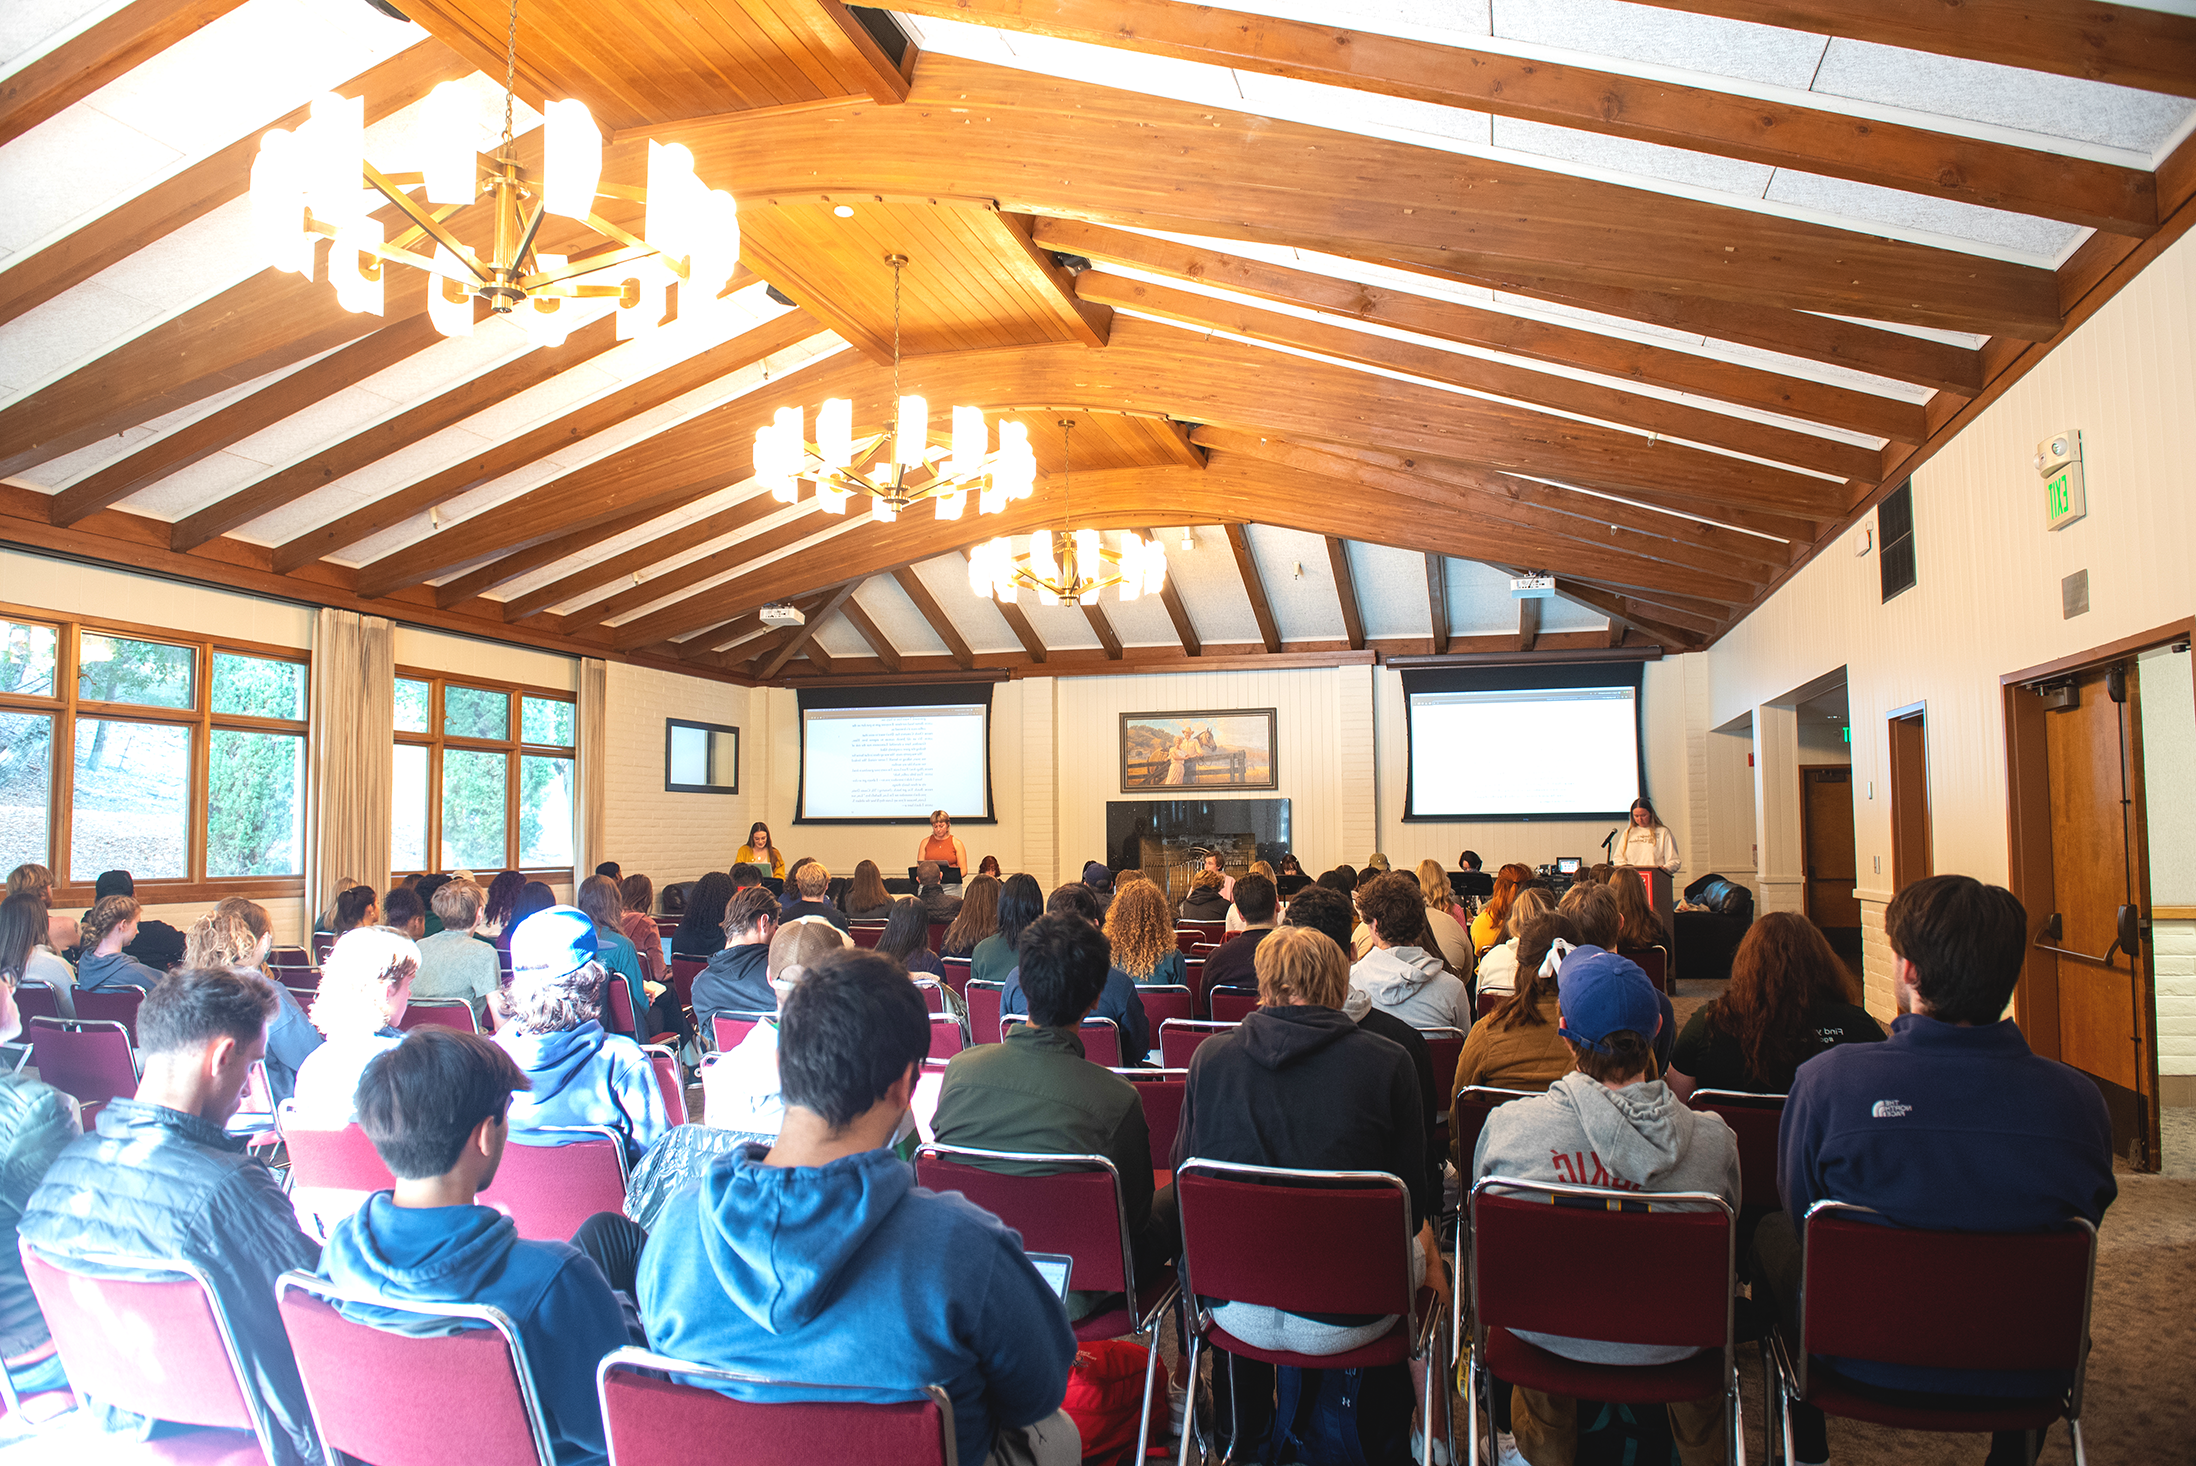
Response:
[733, 821, 785, 878]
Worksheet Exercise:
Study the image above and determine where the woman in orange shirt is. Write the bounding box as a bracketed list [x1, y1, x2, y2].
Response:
[914, 809, 969, 876]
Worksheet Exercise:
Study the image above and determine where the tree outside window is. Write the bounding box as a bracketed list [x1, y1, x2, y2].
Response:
[392, 672, 576, 876]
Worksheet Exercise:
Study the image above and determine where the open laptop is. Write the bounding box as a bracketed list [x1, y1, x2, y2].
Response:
[908, 865, 963, 887]
[1556, 856, 1583, 876]
[1026, 1253, 1074, 1302]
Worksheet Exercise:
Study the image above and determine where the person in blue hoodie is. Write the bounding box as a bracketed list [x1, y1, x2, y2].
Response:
[494, 906, 668, 1166]
[639, 949, 1080, 1466]
[320, 1028, 639, 1466]
[1000, 884, 1150, 1064]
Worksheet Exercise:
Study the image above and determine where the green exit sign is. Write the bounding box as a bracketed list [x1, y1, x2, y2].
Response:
[2044, 462, 2086, 530]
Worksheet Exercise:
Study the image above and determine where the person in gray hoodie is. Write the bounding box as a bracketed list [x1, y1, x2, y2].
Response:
[1471, 946, 1739, 1466]
[1348, 872, 1470, 1032]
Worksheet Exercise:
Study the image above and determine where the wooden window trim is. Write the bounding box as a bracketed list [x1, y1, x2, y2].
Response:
[392, 666, 576, 879]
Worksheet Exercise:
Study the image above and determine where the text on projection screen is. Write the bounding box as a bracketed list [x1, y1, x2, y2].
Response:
[803, 704, 988, 819]
[1410, 688, 1638, 817]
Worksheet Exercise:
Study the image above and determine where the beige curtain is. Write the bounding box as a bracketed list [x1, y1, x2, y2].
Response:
[572, 658, 608, 885]
[306, 608, 394, 931]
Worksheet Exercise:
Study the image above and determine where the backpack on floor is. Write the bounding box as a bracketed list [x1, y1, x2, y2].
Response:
[1059, 1340, 1165, 1462]
[1572, 1399, 1681, 1466]
[1261, 1363, 1415, 1466]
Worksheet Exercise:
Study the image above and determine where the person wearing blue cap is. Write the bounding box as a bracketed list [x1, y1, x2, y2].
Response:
[1470, 945, 1740, 1466]
[493, 905, 670, 1166]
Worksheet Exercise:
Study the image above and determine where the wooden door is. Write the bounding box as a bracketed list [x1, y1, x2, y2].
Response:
[1888, 711, 1931, 891]
[1800, 766, 1861, 928]
[2041, 663, 2156, 1164]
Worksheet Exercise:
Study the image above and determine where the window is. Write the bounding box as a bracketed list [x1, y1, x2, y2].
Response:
[0, 608, 308, 899]
[392, 672, 575, 875]
[1879, 480, 1916, 602]
[664, 718, 740, 794]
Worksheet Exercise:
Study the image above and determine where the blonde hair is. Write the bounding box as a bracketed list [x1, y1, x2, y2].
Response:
[83, 894, 140, 950]
[432, 878, 484, 930]
[309, 927, 419, 1039]
[6, 865, 53, 903]
[795, 862, 831, 898]
[1507, 886, 1553, 939]
[1103, 879, 1174, 980]
[184, 909, 264, 970]
[1190, 868, 1223, 893]
[1249, 861, 1275, 881]
[1254, 925, 1349, 1009]
[1416, 858, 1452, 909]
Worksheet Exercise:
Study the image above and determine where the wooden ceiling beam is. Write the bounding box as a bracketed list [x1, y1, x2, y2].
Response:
[1142, 527, 1201, 656]
[272, 300, 802, 572]
[570, 503, 856, 629]
[1626, 0, 2196, 100]
[0, 0, 251, 147]
[662, 53, 2061, 339]
[501, 494, 790, 623]
[803, 640, 838, 676]
[911, 0, 2157, 236]
[1425, 555, 1450, 655]
[0, 41, 473, 332]
[996, 213, 1112, 348]
[757, 581, 861, 679]
[961, 548, 1049, 663]
[432, 503, 668, 611]
[48, 313, 450, 526]
[810, 0, 918, 104]
[171, 317, 623, 551]
[1082, 270, 1878, 483]
[1324, 536, 1365, 652]
[1033, 218, 1929, 444]
[738, 231, 896, 365]
[836, 587, 903, 672]
[1081, 602, 1125, 660]
[891, 567, 977, 670]
[1517, 596, 1541, 654]
[1225, 523, 1282, 654]
[1546, 577, 1712, 650]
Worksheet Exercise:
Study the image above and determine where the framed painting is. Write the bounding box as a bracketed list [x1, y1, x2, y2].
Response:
[1120, 709, 1277, 792]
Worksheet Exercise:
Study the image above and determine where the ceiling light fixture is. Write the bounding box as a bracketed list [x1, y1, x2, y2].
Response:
[968, 420, 1166, 606]
[248, 0, 737, 345]
[752, 253, 1035, 521]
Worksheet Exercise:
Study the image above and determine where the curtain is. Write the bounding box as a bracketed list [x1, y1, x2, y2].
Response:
[573, 658, 608, 886]
[305, 608, 394, 931]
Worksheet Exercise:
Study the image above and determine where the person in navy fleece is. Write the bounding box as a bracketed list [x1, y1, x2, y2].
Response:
[639, 949, 1080, 1466]
[1000, 883, 1150, 1064]
[1757, 874, 2115, 1466]
[320, 1028, 639, 1466]
[494, 906, 669, 1166]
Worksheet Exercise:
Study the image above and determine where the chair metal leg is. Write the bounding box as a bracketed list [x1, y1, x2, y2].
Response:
[2069, 1417, 2086, 1466]
[1464, 1349, 1479, 1466]
[1177, 1333, 1202, 1466]
[1730, 1373, 1745, 1466]
[1134, 1323, 1160, 1466]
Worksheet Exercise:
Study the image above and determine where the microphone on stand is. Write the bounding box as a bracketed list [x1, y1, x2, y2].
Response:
[1601, 828, 1618, 855]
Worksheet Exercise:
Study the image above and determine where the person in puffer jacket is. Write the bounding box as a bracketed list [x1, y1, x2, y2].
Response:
[1348, 872, 1469, 1031]
[1471, 946, 1739, 1466]
[0, 975, 80, 1404]
[493, 907, 668, 1166]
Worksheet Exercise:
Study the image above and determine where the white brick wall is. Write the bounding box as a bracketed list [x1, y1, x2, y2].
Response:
[2157, 917, 2196, 1076]
[598, 662, 759, 890]
[1860, 898, 1897, 1023]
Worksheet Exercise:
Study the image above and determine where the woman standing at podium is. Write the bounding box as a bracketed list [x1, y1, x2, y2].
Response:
[1611, 797, 1682, 876]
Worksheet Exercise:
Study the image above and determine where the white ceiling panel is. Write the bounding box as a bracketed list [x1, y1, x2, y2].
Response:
[0, 0, 119, 71]
[809, 612, 870, 660]
[1490, 0, 1827, 89]
[1490, 115, 1774, 197]
[0, 102, 183, 254]
[1763, 170, 2084, 263]
[1243, 524, 1347, 644]
[1013, 598, 1103, 651]
[495, 483, 761, 606]
[1162, 527, 1264, 646]
[850, 575, 949, 657]
[1539, 594, 1609, 633]
[1445, 559, 1522, 636]
[1097, 587, 1181, 649]
[1350, 542, 1431, 639]
[906, 555, 1026, 657]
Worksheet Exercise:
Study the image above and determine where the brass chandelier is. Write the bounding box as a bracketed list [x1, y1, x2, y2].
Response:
[751, 254, 1037, 521]
[968, 420, 1167, 605]
[248, 0, 736, 344]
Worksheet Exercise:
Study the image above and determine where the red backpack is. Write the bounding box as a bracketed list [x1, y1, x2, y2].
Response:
[1059, 1340, 1167, 1460]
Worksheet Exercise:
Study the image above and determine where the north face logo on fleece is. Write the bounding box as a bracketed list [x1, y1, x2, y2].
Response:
[1871, 1100, 1913, 1119]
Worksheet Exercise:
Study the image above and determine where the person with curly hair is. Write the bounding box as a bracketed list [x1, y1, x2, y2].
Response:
[1667, 912, 1882, 1098]
[76, 894, 168, 993]
[1103, 878, 1185, 987]
[1177, 867, 1230, 922]
[480, 871, 527, 936]
[188, 900, 322, 1106]
[1348, 872, 1468, 1031]
[293, 926, 418, 1124]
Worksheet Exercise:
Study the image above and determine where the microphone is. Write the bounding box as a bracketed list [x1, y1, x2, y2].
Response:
[1601, 828, 1617, 854]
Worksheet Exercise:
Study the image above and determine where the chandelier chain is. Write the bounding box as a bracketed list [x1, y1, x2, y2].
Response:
[891, 256, 903, 414]
[500, 0, 520, 159]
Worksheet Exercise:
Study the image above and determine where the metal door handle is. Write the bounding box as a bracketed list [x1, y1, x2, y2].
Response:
[2033, 909, 2139, 966]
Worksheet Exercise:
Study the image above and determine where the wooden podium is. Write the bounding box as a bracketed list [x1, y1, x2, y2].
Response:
[1637, 867, 1675, 931]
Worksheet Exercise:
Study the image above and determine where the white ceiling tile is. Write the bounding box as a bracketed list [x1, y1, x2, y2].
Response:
[1445, 559, 1520, 636]
[0, 103, 181, 254]
[1538, 594, 1607, 632]
[1491, 0, 1828, 90]
[1763, 169, 2082, 263]
[1491, 116, 1774, 197]
[0, 280, 160, 406]
[904, 555, 1026, 657]
[1350, 542, 1431, 639]
[1014, 599, 1103, 651]
[1, 0, 117, 72]
[1242, 524, 1345, 644]
[809, 612, 870, 659]
[1096, 589, 1180, 649]
[108, 449, 269, 520]
[1162, 526, 1262, 646]
[850, 576, 948, 657]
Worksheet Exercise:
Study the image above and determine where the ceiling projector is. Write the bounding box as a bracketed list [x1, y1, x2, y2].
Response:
[759, 603, 805, 628]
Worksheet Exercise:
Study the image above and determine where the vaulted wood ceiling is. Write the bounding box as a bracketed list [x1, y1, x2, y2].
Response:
[3, 0, 2194, 684]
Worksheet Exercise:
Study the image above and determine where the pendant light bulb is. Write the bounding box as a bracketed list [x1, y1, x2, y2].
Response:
[420, 81, 483, 206]
[543, 99, 603, 221]
[896, 396, 927, 469]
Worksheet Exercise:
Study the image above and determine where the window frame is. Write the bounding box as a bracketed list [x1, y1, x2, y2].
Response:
[0, 601, 310, 905]
[392, 667, 576, 878]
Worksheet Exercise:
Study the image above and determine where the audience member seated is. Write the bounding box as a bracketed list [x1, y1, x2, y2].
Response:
[594, 861, 621, 882]
[495, 908, 669, 1166]
[913, 862, 963, 923]
[977, 855, 1003, 878]
[701, 922, 851, 1145]
[1078, 861, 1114, 917]
[1757, 875, 2116, 1466]
[415, 878, 503, 1026]
[331, 884, 382, 937]
[189, 902, 322, 1107]
[617, 875, 668, 988]
[779, 858, 818, 916]
[1349, 872, 1469, 1032]
[1609, 867, 1669, 953]
[1472, 888, 1554, 998]
[1198, 872, 1276, 994]
[413, 873, 452, 936]
[1003, 886, 1150, 1064]
[480, 870, 527, 940]
[1560, 884, 1677, 1076]
[1221, 861, 1267, 934]
[734, 821, 786, 879]
[0, 974, 81, 1407]
[294, 927, 417, 1124]
[974, 874, 1043, 988]
[941, 873, 1001, 959]
[672, 870, 736, 959]
[694, 888, 782, 1038]
[1175, 925, 1444, 1457]
[577, 874, 658, 1034]
[1667, 913, 1883, 1099]
[1471, 947, 1739, 1466]
[323, 1028, 640, 1466]
[1470, 864, 1535, 954]
[1273, 855, 1311, 899]
[1454, 851, 1494, 900]
[1317, 865, 1358, 898]
[933, 912, 1181, 1321]
[496, 881, 558, 960]
[1411, 860, 1473, 968]
[1177, 869, 1230, 922]
[843, 860, 896, 921]
[0, 891, 75, 1019]
[876, 897, 944, 977]
[381, 886, 428, 942]
[22, 968, 323, 1466]
[1103, 878, 1185, 987]
[730, 864, 768, 893]
[9, 865, 74, 954]
[783, 861, 852, 932]
[84, 870, 185, 969]
[76, 894, 168, 992]
[1452, 907, 1573, 1107]
[641, 950, 1077, 1464]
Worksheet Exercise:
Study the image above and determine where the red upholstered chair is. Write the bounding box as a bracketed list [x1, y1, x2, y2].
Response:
[267, 946, 313, 976]
[927, 1015, 966, 1060]
[644, 1044, 688, 1126]
[1183, 957, 1206, 1010]
[1687, 1090, 1786, 1215]
[21, 1242, 281, 1464]
[1175, 1160, 1443, 1466]
[1449, 1087, 1542, 1206]
[1174, 929, 1203, 955]
[479, 1128, 630, 1241]
[928, 922, 949, 954]
[276, 1272, 555, 1466]
[1158, 1019, 1234, 1070]
[963, 980, 1004, 1045]
[917, 1146, 1178, 1462]
[711, 1011, 771, 1053]
[74, 985, 146, 1041]
[311, 932, 337, 967]
[1206, 986, 1259, 1023]
[25, 1017, 137, 1111]
[1627, 945, 1670, 993]
[939, 955, 973, 997]
[279, 1104, 396, 1238]
[849, 923, 887, 949]
[399, 999, 479, 1033]
[1773, 1202, 2098, 1464]
[669, 955, 705, 994]
[999, 1016, 1120, 1067]
[1464, 1177, 1740, 1466]
[1116, 1068, 1188, 1180]
[1417, 1027, 1466, 1111]
[1135, 985, 1194, 1029]
[12, 983, 59, 1025]
[1475, 989, 1503, 1021]
[596, 1348, 957, 1466]
[913, 978, 950, 1015]
[603, 978, 677, 1046]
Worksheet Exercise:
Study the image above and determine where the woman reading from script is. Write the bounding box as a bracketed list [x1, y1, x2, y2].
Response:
[914, 810, 969, 877]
